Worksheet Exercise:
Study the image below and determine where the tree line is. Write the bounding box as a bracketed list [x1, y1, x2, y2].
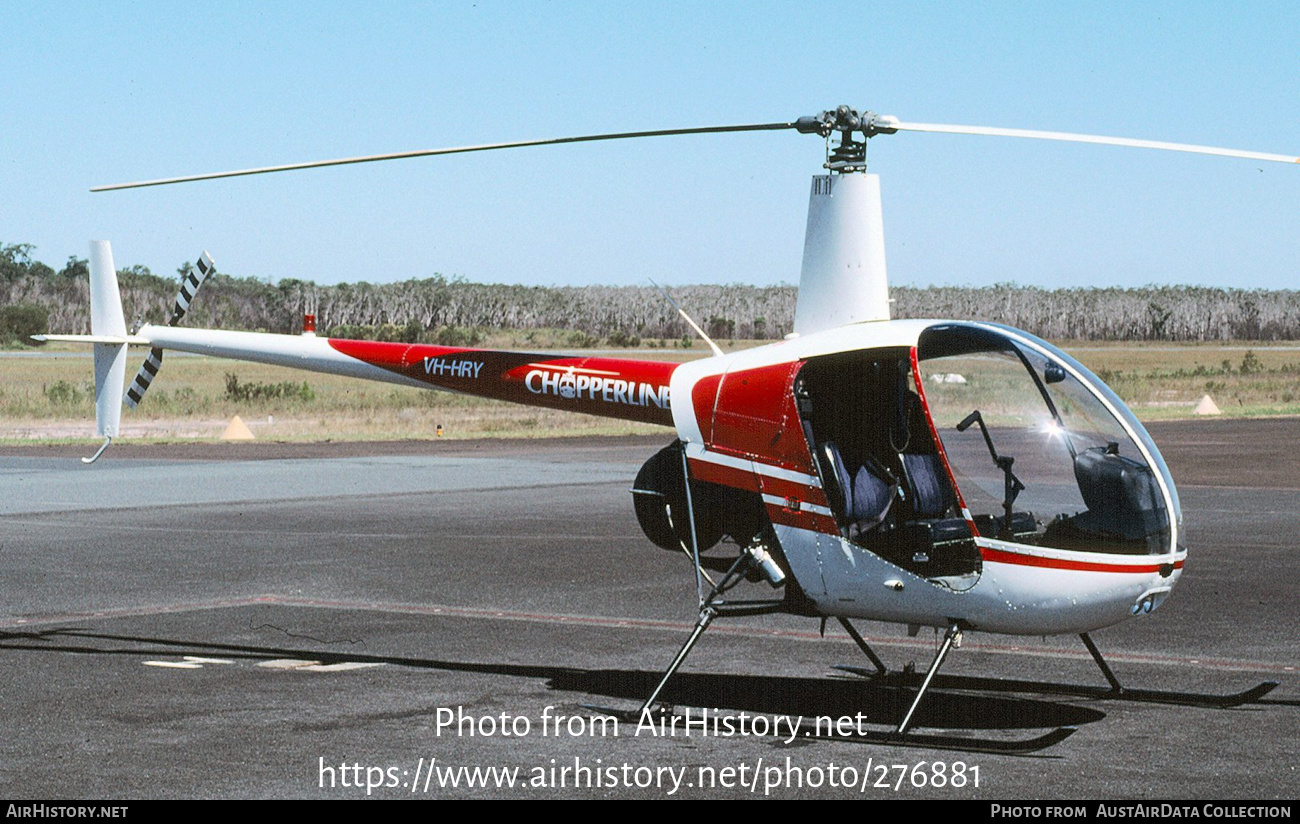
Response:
[4, 242, 1299, 344]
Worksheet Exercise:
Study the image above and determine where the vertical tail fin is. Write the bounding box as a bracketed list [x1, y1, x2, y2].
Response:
[88, 241, 127, 454]
[89, 240, 127, 339]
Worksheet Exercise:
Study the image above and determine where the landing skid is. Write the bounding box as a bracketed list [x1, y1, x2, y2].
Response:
[587, 554, 1073, 752]
[831, 629, 1279, 709]
[800, 721, 1076, 755]
[832, 665, 1278, 709]
[587, 612, 1077, 753]
[583, 704, 1076, 755]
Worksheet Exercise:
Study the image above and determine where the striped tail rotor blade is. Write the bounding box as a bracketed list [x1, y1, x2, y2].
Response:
[168, 251, 215, 325]
[127, 251, 213, 409]
[124, 347, 164, 409]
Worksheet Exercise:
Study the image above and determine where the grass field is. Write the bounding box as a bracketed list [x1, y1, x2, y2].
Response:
[1062, 341, 1300, 419]
[1, 339, 1297, 444]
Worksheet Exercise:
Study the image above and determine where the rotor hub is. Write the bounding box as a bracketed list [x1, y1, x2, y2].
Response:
[794, 106, 899, 173]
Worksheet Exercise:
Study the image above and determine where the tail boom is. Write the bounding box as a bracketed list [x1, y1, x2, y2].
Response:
[142, 326, 680, 426]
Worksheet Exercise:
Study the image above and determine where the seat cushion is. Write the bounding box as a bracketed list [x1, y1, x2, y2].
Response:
[900, 452, 956, 519]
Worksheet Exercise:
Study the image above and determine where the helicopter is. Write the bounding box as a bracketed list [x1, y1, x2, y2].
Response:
[41, 105, 1295, 753]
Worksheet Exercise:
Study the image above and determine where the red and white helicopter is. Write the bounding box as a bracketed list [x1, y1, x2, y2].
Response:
[47, 106, 1295, 752]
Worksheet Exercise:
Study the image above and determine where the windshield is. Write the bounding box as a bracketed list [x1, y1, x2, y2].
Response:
[917, 324, 1178, 556]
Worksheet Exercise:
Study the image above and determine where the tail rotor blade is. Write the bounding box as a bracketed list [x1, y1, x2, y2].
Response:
[170, 251, 215, 325]
[124, 347, 164, 410]
[123, 251, 215, 408]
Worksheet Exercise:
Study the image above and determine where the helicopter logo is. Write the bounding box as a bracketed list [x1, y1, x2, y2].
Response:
[525, 364, 671, 408]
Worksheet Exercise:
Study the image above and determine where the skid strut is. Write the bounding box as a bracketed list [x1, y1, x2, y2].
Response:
[896, 623, 962, 734]
[632, 546, 785, 712]
[838, 617, 888, 676]
[1080, 632, 1125, 693]
[1075, 632, 1278, 707]
[626, 453, 786, 717]
[637, 606, 716, 716]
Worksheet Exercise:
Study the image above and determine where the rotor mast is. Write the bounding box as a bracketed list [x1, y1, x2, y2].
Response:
[792, 106, 897, 336]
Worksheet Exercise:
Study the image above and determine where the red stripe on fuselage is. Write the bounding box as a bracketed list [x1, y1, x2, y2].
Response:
[687, 456, 826, 503]
[688, 455, 761, 492]
[980, 546, 1185, 574]
[688, 455, 837, 535]
[327, 338, 678, 426]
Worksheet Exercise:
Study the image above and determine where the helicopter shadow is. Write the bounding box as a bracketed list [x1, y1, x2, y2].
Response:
[1, 626, 1105, 733]
[548, 668, 1104, 731]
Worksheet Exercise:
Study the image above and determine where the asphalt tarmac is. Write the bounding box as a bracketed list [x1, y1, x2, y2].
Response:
[1, 420, 1296, 800]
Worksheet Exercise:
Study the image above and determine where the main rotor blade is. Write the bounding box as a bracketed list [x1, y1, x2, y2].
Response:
[882, 119, 1300, 165]
[91, 122, 797, 192]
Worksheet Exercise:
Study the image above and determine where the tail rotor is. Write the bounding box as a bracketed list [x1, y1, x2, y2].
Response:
[123, 252, 214, 409]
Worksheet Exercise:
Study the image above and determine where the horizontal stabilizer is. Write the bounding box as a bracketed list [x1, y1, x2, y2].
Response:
[31, 334, 150, 345]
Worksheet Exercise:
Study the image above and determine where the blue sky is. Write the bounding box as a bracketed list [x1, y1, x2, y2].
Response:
[3, 1, 1298, 291]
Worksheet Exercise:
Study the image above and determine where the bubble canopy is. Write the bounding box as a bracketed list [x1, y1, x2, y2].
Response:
[916, 323, 1181, 557]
